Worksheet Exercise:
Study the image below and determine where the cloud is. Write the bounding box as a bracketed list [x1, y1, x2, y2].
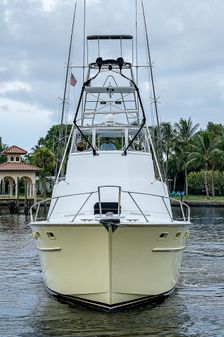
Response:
[0, 81, 31, 95]
[41, 0, 58, 12]
[0, 0, 223, 152]
[0, 98, 53, 151]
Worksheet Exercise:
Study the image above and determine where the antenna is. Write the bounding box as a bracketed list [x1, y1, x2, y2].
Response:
[82, 0, 87, 115]
[55, 2, 77, 177]
[83, 0, 86, 83]
[135, 0, 139, 85]
[141, 0, 165, 180]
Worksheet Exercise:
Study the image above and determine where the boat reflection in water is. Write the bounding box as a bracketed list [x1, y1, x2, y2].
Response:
[30, 4, 191, 311]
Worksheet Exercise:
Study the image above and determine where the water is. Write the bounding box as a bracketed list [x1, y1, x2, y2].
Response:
[0, 208, 224, 337]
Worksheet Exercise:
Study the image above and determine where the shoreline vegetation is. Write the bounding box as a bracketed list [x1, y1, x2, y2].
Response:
[1, 119, 224, 201]
[172, 195, 224, 206]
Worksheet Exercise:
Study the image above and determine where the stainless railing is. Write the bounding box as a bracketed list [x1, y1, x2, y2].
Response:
[30, 191, 97, 222]
[30, 187, 191, 223]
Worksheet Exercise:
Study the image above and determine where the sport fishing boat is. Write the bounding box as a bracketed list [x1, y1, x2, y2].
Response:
[30, 3, 191, 312]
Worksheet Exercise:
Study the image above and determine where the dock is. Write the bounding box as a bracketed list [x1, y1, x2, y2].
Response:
[0, 197, 35, 214]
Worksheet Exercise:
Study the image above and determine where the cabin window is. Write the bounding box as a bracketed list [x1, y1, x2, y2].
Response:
[96, 130, 125, 151]
[72, 131, 92, 152]
[128, 131, 149, 152]
[99, 137, 121, 150]
[16, 157, 20, 161]
[33, 231, 41, 240]
[175, 232, 182, 239]
[46, 232, 56, 240]
[71, 128, 150, 153]
[159, 232, 168, 239]
[184, 231, 190, 239]
[10, 156, 14, 161]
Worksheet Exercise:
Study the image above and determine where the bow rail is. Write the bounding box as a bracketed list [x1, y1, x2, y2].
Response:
[30, 187, 190, 223]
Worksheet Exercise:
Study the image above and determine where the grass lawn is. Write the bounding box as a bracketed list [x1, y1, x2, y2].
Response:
[176, 195, 224, 202]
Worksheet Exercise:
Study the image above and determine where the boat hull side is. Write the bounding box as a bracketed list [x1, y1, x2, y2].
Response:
[31, 223, 189, 309]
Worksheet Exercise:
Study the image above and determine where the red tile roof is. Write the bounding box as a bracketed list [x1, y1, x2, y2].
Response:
[0, 162, 41, 171]
[2, 145, 27, 155]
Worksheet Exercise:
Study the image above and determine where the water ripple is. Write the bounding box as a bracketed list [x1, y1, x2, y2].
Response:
[0, 211, 224, 337]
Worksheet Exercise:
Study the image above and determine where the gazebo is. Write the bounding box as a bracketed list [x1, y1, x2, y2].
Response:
[0, 145, 41, 200]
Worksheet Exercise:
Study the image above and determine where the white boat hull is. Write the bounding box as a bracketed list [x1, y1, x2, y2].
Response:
[31, 222, 189, 311]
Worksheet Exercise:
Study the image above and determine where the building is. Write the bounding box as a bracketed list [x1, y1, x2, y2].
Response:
[0, 145, 41, 200]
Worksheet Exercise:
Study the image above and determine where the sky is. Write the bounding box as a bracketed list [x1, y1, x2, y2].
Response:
[0, 0, 224, 152]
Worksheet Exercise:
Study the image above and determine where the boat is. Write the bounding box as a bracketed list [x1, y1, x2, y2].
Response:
[30, 1, 191, 312]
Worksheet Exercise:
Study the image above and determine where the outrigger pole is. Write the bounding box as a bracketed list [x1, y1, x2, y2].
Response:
[140, 0, 165, 179]
[55, 2, 77, 177]
[135, 0, 139, 85]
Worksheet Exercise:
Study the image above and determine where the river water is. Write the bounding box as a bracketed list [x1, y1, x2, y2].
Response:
[0, 208, 224, 337]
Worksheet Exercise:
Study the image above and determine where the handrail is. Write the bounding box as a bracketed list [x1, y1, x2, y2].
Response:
[97, 185, 122, 218]
[30, 191, 98, 222]
[122, 190, 191, 222]
[30, 188, 190, 223]
[127, 192, 149, 222]
[47, 197, 59, 222]
[162, 196, 173, 222]
[71, 192, 94, 222]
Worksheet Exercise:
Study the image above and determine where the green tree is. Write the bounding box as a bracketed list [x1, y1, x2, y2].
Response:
[188, 171, 204, 194]
[0, 138, 7, 164]
[207, 122, 224, 140]
[31, 124, 73, 177]
[36, 124, 72, 158]
[206, 122, 224, 195]
[160, 122, 176, 183]
[149, 125, 165, 179]
[174, 117, 199, 196]
[188, 131, 223, 198]
[30, 147, 55, 198]
[188, 170, 224, 196]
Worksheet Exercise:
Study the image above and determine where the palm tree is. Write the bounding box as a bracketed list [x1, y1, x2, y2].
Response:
[188, 131, 223, 198]
[149, 125, 165, 179]
[168, 152, 182, 192]
[206, 123, 224, 195]
[174, 117, 199, 196]
[160, 122, 176, 183]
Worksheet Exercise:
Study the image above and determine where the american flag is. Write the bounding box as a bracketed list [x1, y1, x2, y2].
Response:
[70, 73, 77, 86]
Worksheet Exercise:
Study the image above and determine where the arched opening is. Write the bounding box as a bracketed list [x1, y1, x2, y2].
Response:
[0, 176, 16, 197]
[19, 176, 34, 199]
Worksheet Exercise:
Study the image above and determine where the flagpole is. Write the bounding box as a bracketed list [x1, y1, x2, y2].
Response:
[56, 2, 77, 177]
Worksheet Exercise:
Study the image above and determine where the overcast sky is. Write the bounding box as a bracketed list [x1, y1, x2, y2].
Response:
[0, 0, 224, 151]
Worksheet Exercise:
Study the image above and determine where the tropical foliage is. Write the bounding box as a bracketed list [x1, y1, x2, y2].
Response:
[29, 146, 55, 198]
[188, 170, 224, 196]
[187, 131, 222, 197]
[157, 120, 224, 198]
[29, 120, 224, 198]
[0, 138, 7, 164]
[29, 124, 72, 177]
[2, 120, 223, 199]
